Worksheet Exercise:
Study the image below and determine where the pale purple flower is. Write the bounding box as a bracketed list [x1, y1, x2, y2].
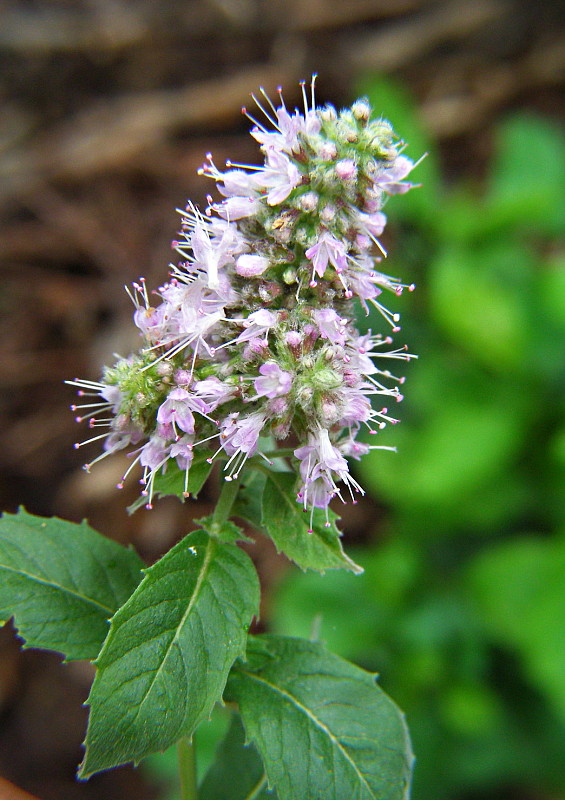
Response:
[242, 337, 270, 361]
[294, 426, 364, 509]
[189, 220, 236, 290]
[160, 306, 223, 364]
[140, 435, 170, 470]
[285, 330, 302, 348]
[337, 388, 372, 426]
[254, 362, 293, 399]
[257, 149, 301, 206]
[170, 435, 194, 470]
[157, 388, 210, 438]
[295, 427, 348, 480]
[192, 377, 236, 409]
[218, 410, 268, 479]
[236, 309, 277, 344]
[235, 254, 270, 277]
[218, 169, 260, 198]
[251, 106, 303, 153]
[207, 218, 249, 254]
[338, 436, 369, 460]
[355, 210, 387, 239]
[215, 196, 261, 220]
[312, 308, 347, 345]
[345, 264, 382, 306]
[102, 431, 134, 455]
[305, 232, 348, 286]
[296, 476, 334, 511]
[375, 155, 415, 195]
[134, 304, 166, 341]
[100, 384, 123, 411]
[157, 389, 195, 436]
[356, 234, 372, 251]
[251, 102, 320, 154]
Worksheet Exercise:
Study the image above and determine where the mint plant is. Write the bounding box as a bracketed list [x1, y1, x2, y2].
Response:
[0, 79, 417, 800]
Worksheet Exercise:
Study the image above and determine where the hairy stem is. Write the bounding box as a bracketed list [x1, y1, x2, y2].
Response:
[211, 474, 242, 529]
[177, 735, 197, 800]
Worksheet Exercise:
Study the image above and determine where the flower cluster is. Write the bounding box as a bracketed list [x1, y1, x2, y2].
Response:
[69, 79, 417, 523]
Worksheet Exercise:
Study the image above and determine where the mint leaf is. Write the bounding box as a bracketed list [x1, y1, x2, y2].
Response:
[127, 451, 213, 513]
[195, 516, 252, 545]
[0, 509, 143, 661]
[80, 528, 260, 777]
[233, 472, 266, 530]
[228, 635, 413, 800]
[200, 713, 275, 800]
[262, 474, 362, 574]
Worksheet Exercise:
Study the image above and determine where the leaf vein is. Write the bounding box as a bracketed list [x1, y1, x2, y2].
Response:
[239, 670, 376, 798]
[0, 564, 114, 614]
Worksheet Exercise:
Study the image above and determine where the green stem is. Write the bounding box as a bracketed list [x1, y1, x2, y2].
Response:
[176, 479, 241, 797]
[177, 735, 197, 800]
[212, 474, 242, 529]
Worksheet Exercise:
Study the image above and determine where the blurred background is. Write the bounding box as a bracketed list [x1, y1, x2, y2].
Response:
[0, 0, 564, 798]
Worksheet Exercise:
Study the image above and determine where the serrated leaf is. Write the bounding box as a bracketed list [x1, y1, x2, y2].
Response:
[227, 635, 413, 800]
[80, 529, 259, 778]
[261, 473, 362, 574]
[0, 509, 143, 661]
[128, 451, 213, 513]
[200, 713, 276, 800]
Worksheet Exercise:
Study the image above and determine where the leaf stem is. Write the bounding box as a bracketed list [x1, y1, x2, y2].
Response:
[177, 735, 197, 800]
[212, 475, 242, 529]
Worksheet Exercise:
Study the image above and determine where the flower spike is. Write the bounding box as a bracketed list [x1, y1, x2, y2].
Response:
[69, 78, 418, 511]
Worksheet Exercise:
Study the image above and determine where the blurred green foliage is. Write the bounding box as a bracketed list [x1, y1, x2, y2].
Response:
[271, 77, 565, 800]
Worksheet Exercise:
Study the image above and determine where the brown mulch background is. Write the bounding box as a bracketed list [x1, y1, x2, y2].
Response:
[0, 1, 563, 798]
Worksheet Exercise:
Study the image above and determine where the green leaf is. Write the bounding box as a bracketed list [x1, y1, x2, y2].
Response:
[0, 509, 143, 661]
[200, 713, 275, 800]
[261, 473, 362, 574]
[358, 353, 531, 531]
[429, 241, 533, 373]
[227, 635, 413, 800]
[80, 528, 260, 778]
[486, 113, 565, 235]
[467, 535, 565, 722]
[195, 516, 252, 545]
[233, 472, 267, 530]
[127, 451, 213, 513]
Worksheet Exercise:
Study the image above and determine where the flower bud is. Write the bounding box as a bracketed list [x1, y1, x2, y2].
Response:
[236, 254, 270, 277]
[319, 142, 338, 161]
[335, 159, 357, 181]
[351, 99, 371, 122]
[300, 192, 319, 211]
[320, 204, 336, 223]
